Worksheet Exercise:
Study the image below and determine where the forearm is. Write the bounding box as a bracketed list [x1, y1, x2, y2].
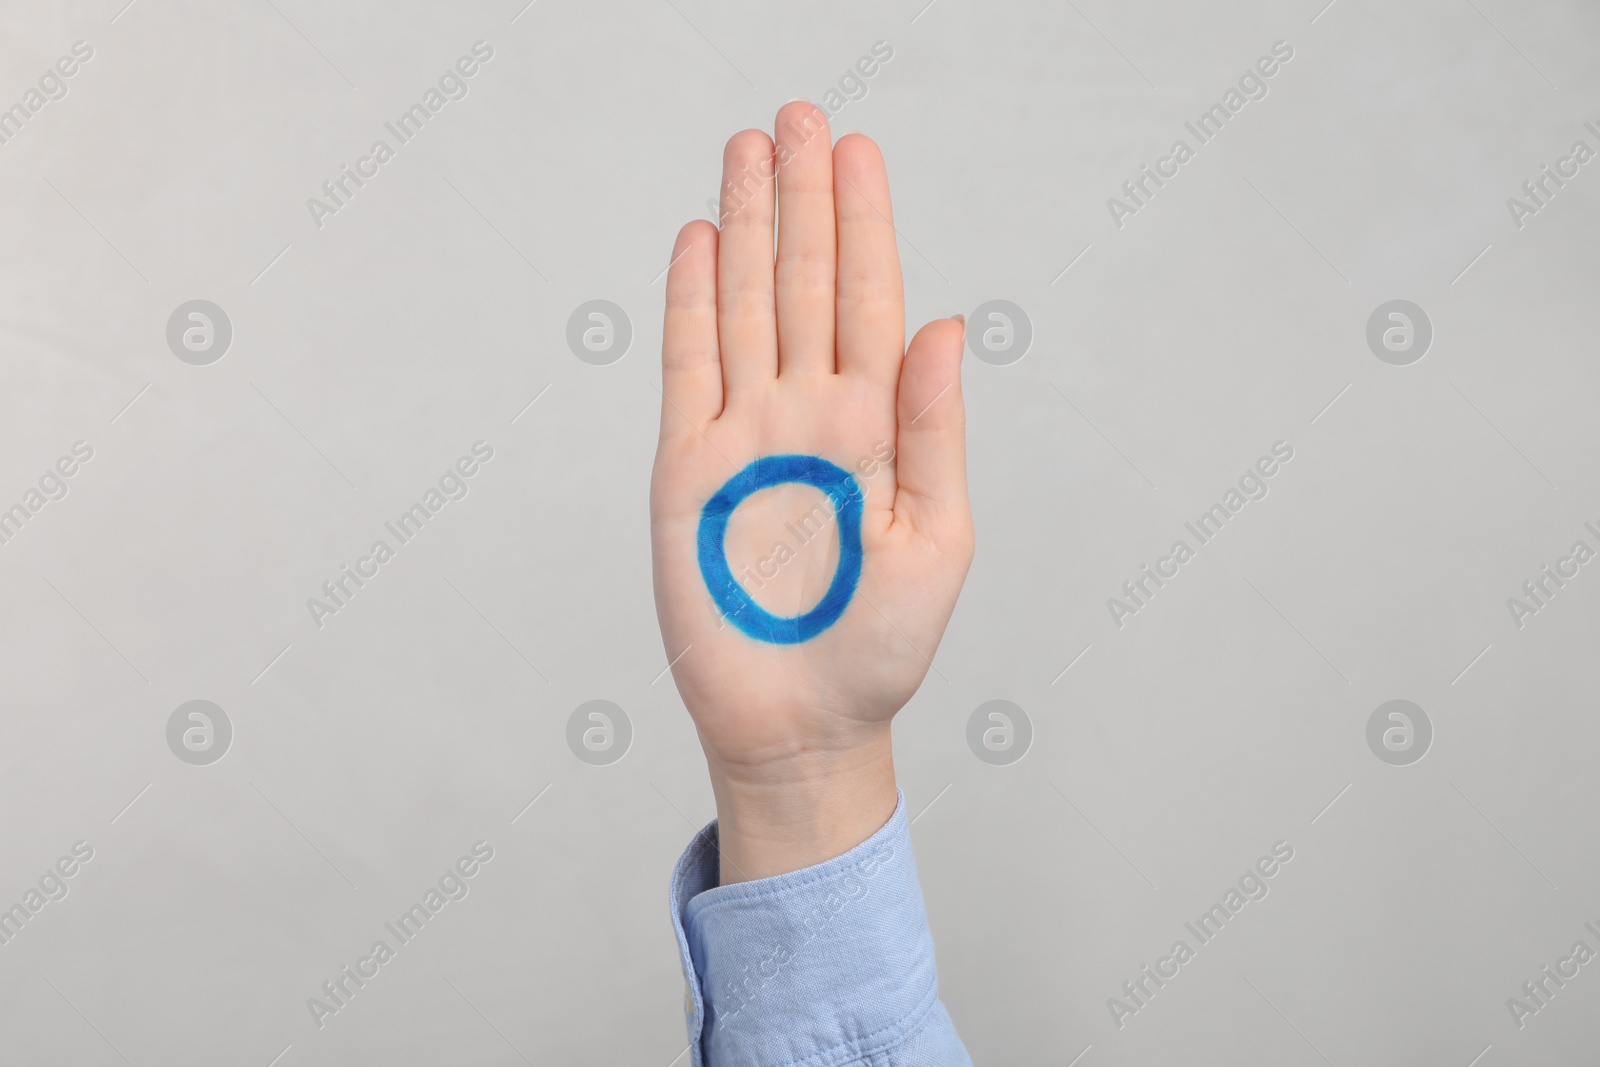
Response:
[705, 728, 898, 884]
[670, 789, 973, 1067]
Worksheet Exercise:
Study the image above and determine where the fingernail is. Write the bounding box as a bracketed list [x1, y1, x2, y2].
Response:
[951, 314, 965, 326]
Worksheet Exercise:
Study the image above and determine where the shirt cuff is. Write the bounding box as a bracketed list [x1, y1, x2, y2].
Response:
[668, 790, 944, 1067]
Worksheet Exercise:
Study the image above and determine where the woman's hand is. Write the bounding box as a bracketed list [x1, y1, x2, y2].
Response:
[651, 102, 973, 883]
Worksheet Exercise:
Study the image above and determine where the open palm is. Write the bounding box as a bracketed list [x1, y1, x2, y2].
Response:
[650, 103, 972, 878]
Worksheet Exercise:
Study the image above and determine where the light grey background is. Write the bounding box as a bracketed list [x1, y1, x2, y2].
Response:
[1, 0, 1596, 1063]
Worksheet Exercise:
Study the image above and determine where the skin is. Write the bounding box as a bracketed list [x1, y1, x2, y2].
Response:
[651, 102, 974, 884]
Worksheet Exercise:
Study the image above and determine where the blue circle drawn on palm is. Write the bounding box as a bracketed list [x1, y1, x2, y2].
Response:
[697, 455, 864, 645]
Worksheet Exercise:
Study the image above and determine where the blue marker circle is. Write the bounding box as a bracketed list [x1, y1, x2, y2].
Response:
[698, 455, 864, 645]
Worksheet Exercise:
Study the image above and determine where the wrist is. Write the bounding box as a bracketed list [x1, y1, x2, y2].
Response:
[705, 731, 898, 884]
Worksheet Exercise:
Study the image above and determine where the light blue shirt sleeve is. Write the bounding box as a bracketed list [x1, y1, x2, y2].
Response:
[669, 791, 972, 1067]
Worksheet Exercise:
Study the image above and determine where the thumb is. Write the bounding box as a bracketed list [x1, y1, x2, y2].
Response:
[892, 315, 969, 536]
